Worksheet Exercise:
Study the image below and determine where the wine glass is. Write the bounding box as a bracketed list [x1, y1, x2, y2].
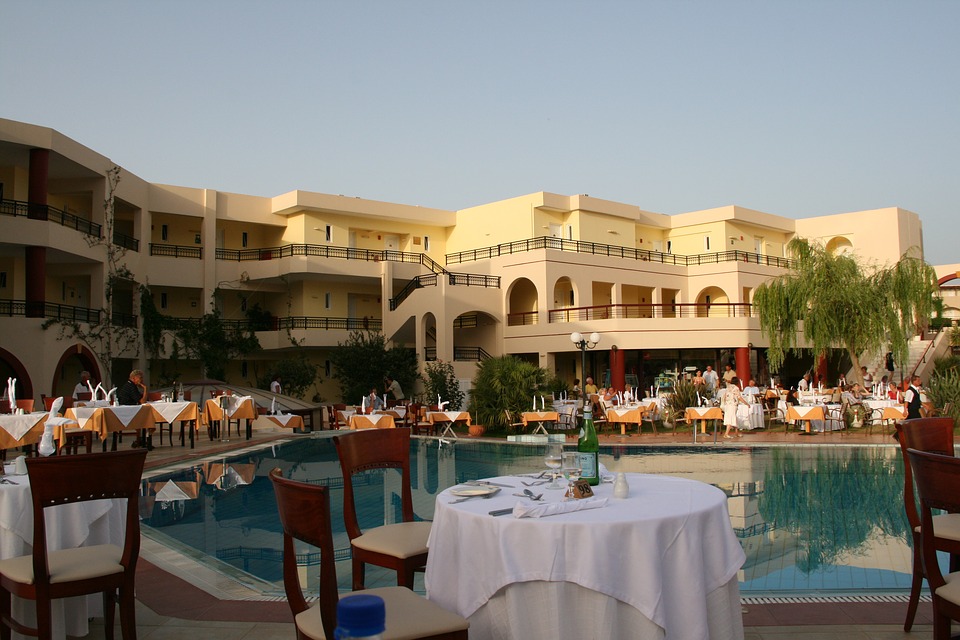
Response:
[561, 451, 582, 496]
[544, 444, 563, 489]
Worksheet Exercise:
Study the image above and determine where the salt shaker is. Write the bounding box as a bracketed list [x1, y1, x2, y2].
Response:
[613, 472, 629, 499]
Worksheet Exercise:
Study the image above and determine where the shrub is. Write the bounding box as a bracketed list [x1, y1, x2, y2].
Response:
[423, 360, 464, 411]
[926, 367, 960, 424]
[468, 356, 548, 431]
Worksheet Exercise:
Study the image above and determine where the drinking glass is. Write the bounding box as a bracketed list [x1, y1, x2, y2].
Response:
[561, 451, 582, 495]
[544, 444, 563, 489]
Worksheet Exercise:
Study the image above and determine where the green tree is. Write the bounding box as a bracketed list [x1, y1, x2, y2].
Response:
[753, 238, 938, 385]
[423, 360, 464, 410]
[468, 356, 547, 431]
[329, 331, 418, 404]
[263, 347, 320, 399]
[171, 305, 260, 381]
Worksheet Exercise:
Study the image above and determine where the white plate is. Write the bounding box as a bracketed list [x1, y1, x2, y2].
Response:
[449, 486, 501, 497]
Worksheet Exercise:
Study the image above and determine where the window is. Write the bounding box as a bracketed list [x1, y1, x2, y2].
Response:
[424, 236, 431, 252]
[241, 361, 248, 377]
[567, 225, 574, 240]
[324, 292, 331, 309]
[325, 360, 332, 377]
[161, 224, 168, 241]
[160, 292, 168, 309]
[0, 272, 6, 288]
[242, 232, 248, 248]
[325, 225, 333, 242]
[194, 233, 201, 244]
[240, 297, 247, 311]
[666, 240, 672, 254]
[704, 236, 711, 251]
[754, 237, 764, 254]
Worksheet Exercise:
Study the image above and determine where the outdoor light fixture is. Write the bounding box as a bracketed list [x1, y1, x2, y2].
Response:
[571, 332, 601, 408]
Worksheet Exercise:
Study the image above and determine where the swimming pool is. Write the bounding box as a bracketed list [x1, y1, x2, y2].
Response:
[140, 436, 916, 598]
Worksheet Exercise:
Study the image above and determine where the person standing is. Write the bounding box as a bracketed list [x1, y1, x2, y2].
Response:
[72, 371, 92, 399]
[702, 366, 719, 393]
[583, 377, 598, 395]
[798, 373, 811, 392]
[722, 364, 736, 385]
[270, 375, 283, 395]
[723, 378, 749, 439]
[904, 375, 924, 419]
[385, 376, 404, 401]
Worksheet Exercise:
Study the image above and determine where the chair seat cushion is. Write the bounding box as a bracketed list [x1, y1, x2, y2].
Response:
[914, 513, 960, 542]
[0, 544, 123, 585]
[352, 522, 431, 558]
[935, 571, 960, 606]
[295, 586, 469, 640]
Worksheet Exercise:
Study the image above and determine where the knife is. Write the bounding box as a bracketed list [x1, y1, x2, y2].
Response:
[470, 480, 515, 488]
[488, 508, 514, 517]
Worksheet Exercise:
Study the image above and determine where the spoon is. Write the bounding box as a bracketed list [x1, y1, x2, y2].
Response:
[523, 489, 544, 501]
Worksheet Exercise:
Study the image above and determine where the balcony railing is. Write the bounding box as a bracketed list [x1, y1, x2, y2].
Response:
[112, 232, 140, 252]
[390, 274, 438, 311]
[163, 315, 381, 332]
[215, 244, 434, 264]
[0, 299, 102, 324]
[111, 311, 138, 328]
[446, 236, 795, 269]
[506, 311, 538, 326]
[0, 199, 102, 239]
[547, 302, 756, 323]
[150, 243, 203, 259]
[423, 346, 494, 362]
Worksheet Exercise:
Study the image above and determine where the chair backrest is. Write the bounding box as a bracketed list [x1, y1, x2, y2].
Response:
[905, 448, 960, 592]
[269, 468, 339, 640]
[75, 392, 92, 401]
[146, 392, 163, 402]
[895, 417, 956, 529]
[26, 449, 147, 585]
[333, 428, 415, 540]
[15, 399, 34, 413]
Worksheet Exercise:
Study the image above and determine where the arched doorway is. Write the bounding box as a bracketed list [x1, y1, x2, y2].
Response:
[50, 344, 102, 398]
[695, 286, 730, 317]
[0, 347, 33, 403]
[507, 278, 538, 326]
[825, 236, 854, 255]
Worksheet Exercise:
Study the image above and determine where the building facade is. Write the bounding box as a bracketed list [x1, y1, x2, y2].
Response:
[0, 118, 938, 403]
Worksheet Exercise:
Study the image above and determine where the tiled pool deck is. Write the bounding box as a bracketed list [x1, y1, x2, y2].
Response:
[83, 422, 934, 639]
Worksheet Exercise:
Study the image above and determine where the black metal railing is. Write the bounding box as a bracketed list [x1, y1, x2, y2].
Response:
[506, 311, 538, 326]
[0, 299, 102, 324]
[453, 346, 494, 361]
[112, 232, 140, 252]
[449, 273, 499, 287]
[215, 244, 433, 264]
[0, 199, 102, 239]
[150, 243, 203, 259]
[446, 236, 795, 269]
[546, 302, 756, 323]
[111, 311, 138, 328]
[389, 274, 438, 310]
[163, 315, 381, 332]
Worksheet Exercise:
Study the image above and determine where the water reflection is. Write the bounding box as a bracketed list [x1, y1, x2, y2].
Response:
[139, 438, 914, 595]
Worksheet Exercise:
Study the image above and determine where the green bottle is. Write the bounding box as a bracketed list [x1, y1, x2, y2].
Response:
[578, 405, 600, 486]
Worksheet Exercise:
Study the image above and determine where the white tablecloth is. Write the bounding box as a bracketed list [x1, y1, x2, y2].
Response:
[0, 469, 126, 640]
[0, 413, 46, 441]
[426, 473, 745, 640]
[737, 404, 764, 430]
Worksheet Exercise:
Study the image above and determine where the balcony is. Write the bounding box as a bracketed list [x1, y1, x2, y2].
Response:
[0, 299, 101, 324]
[546, 302, 756, 323]
[0, 199, 102, 239]
[164, 315, 382, 332]
[150, 243, 203, 259]
[446, 236, 794, 269]
[113, 232, 140, 252]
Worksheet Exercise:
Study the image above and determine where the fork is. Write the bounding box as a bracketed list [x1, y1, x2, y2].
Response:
[522, 480, 549, 487]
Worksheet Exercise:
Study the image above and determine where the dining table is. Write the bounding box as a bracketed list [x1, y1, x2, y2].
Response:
[685, 406, 724, 443]
[425, 473, 745, 640]
[520, 410, 558, 435]
[427, 411, 471, 438]
[202, 396, 257, 440]
[0, 413, 52, 451]
[265, 413, 306, 431]
[64, 404, 158, 450]
[0, 466, 126, 640]
[146, 400, 200, 448]
[348, 413, 396, 430]
[604, 404, 649, 435]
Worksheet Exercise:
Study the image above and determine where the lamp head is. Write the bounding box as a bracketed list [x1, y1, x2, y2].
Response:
[589, 332, 600, 344]
[570, 332, 583, 344]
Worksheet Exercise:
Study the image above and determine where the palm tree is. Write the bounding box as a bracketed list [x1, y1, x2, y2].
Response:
[753, 238, 938, 385]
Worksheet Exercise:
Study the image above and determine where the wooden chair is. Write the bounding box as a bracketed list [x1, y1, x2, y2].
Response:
[332, 403, 349, 430]
[42, 395, 90, 455]
[14, 400, 34, 413]
[905, 448, 960, 639]
[504, 410, 524, 433]
[408, 403, 434, 436]
[42, 396, 73, 412]
[894, 418, 960, 631]
[268, 469, 468, 640]
[332, 428, 431, 590]
[639, 402, 659, 435]
[0, 449, 147, 639]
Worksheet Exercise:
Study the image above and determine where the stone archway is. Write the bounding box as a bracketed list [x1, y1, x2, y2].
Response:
[50, 344, 102, 398]
[0, 346, 33, 402]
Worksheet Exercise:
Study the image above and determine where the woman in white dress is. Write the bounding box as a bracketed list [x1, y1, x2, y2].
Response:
[723, 377, 750, 439]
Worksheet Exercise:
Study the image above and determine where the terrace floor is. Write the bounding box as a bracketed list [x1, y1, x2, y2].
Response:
[79, 420, 934, 639]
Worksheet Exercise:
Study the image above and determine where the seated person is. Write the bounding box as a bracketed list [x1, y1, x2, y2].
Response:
[692, 370, 706, 387]
[797, 373, 811, 392]
[623, 384, 635, 404]
[742, 379, 760, 398]
[840, 384, 865, 406]
[583, 377, 598, 395]
[860, 366, 873, 386]
[363, 387, 385, 413]
[117, 369, 147, 405]
[887, 381, 901, 401]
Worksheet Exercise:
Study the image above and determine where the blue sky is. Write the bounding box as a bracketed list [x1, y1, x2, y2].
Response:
[3, 1, 958, 264]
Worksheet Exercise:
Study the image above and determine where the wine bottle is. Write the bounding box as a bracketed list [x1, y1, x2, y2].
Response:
[578, 405, 600, 486]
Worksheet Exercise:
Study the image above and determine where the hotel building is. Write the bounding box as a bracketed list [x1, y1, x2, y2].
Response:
[0, 117, 950, 404]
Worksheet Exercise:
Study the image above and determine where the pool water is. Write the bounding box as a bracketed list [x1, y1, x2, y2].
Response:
[140, 436, 917, 597]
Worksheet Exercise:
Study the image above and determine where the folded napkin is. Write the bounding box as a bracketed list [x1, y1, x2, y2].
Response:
[512, 497, 608, 519]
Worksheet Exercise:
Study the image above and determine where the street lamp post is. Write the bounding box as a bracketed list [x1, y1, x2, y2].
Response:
[570, 331, 601, 409]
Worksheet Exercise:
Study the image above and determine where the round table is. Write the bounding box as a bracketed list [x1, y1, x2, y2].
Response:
[425, 473, 745, 640]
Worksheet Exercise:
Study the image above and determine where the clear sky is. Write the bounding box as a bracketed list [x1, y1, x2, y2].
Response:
[3, 1, 958, 264]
